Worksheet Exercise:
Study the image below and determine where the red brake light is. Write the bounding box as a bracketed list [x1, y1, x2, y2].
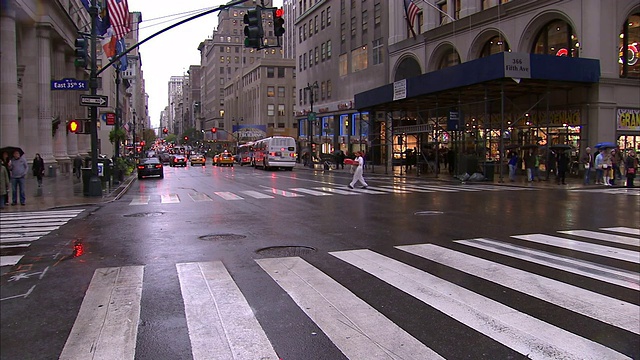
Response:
[155, 164, 162, 168]
[137, 165, 144, 169]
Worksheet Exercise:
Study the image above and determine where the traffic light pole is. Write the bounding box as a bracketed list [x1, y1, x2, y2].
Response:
[87, 0, 102, 196]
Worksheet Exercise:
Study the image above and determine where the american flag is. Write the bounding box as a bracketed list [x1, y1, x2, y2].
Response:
[107, 0, 130, 39]
[404, 0, 420, 30]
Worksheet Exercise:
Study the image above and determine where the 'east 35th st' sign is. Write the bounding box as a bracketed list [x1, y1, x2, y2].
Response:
[51, 78, 88, 90]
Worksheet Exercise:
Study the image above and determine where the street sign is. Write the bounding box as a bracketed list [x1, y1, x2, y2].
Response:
[80, 94, 108, 107]
[104, 112, 116, 125]
[51, 78, 88, 90]
[307, 112, 316, 121]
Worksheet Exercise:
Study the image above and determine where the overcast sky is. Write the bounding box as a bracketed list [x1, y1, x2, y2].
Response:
[130, 0, 282, 130]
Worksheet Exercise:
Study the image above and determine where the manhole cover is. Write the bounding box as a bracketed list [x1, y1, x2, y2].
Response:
[256, 245, 317, 257]
[414, 210, 444, 216]
[124, 212, 164, 218]
[199, 234, 247, 241]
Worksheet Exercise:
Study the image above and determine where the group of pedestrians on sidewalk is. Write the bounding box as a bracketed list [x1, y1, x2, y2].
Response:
[0, 149, 48, 209]
[581, 147, 637, 187]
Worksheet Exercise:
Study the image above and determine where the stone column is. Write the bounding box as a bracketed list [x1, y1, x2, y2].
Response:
[36, 23, 56, 168]
[53, 42, 70, 173]
[0, 3, 20, 147]
[20, 26, 40, 161]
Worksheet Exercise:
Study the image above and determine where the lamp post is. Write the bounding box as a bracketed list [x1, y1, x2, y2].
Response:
[304, 81, 319, 168]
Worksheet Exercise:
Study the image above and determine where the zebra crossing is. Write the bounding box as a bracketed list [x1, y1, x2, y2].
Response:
[0, 209, 85, 267]
[126, 183, 535, 205]
[570, 187, 640, 196]
[61, 226, 639, 359]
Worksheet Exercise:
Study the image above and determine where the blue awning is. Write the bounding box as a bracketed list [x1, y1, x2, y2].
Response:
[354, 52, 600, 111]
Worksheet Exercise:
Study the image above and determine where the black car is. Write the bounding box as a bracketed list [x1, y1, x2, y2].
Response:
[137, 157, 164, 179]
[170, 155, 187, 167]
[157, 153, 171, 164]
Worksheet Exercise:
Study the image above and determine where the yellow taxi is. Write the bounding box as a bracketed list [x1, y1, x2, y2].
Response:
[190, 154, 206, 166]
[214, 152, 234, 167]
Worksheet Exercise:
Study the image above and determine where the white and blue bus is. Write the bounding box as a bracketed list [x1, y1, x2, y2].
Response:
[252, 136, 296, 171]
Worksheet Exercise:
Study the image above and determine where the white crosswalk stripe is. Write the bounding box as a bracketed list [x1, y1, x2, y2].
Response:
[59, 227, 638, 359]
[0, 209, 84, 267]
[570, 188, 640, 196]
[126, 183, 536, 205]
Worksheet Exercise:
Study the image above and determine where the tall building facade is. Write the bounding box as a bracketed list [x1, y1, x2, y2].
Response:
[167, 76, 184, 135]
[122, 11, 147, 147]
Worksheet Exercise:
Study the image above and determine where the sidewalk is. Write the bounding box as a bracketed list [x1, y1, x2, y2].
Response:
[296, 162, 629, 190]
[0, 172, 135, 213]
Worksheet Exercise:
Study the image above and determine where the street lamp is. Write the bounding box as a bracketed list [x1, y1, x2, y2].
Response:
[304, 81, 319, 168]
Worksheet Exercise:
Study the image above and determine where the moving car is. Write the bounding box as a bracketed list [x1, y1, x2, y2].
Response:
[190, 154, 206, 166]
[137, 157, 164, 179]
[157, 153, 171, 164]
[170, 155, 187, 167]
[213, 152, 234, 166]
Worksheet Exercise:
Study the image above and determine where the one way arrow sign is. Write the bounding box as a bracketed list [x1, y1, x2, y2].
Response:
[79, 94, 108, 107]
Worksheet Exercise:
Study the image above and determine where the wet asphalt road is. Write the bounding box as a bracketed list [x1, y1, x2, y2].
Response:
[1, 162, 639, 360]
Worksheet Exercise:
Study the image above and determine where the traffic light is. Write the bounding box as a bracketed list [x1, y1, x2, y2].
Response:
[68, 120, 83, 133]
[74, 38, 88, 68]
[243, 7, 264, 49]
[274, 8, 285, 37]
[163, 128, 168, 134]
[140, 141, 145, 147]
[184, 136, 188, 141]
[211, 127, 217, 133]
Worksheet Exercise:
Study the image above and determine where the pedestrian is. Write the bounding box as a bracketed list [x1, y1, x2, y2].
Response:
[594, 149, 604, 184]
[546, 150, 557, 180]
[348, 151, 368, 189]
[533, 151, 541, 181]
[624, 149, 637, 188]
[580, 147, 593, 185]
[1, 151, 9, 205]
[32, 153, 45, 187]
[601, 150, 613, 186]
[0, 161, 9, 209]
[508, 151, 518, 182]
[447, 148, 455, 174]
[524, 149, 536, 182]
[556, 151, 569, 185]
[336, 150, 345, 169]
[73, 154, 83, 178]
[8, 150, 28, 205]
[614, 147, 624, 180]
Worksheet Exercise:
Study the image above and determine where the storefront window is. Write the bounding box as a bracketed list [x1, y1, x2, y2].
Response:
[532, 19, 579, 57]
[619, 14, 640, 78]
[480, 35, 510, 57]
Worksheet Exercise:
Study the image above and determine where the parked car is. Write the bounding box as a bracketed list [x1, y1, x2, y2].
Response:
[137, 157, 164, 179]
[214, 152, 234, 166]
[190, 154, 206, 166]
[170, 155, 187, 167]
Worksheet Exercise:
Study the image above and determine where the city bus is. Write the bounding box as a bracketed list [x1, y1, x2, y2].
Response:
[252, 136, 296, 171]
[236, 142, 254, 166]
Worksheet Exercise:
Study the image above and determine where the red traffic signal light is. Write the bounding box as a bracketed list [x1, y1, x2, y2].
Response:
[140, 141, 145, 146]
[274, 8, 285, 37]
[68, 120, 81, 133]
[163, 128, 168, 134]
[184, 136, 188, 141]
[211, 127, 217, 133]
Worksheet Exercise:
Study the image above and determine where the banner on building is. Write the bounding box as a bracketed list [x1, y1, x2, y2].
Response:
[617, 108, 640, 131]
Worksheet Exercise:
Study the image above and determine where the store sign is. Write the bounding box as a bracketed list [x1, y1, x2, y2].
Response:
[617, 108, 640, 131]
[393, 79, 407, 101]
[504, 52, 531, 79]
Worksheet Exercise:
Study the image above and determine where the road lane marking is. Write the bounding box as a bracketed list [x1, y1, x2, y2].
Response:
[330, 249, 631, 360]
[161, 194, 180, 203]
[129, 195, 150, 205]
[0, 255, 23, 267]
[60, 266, 143, 360]
[400, 184, 459, 192]
[398, 243, 640, 334]
[256, 257, 443, 359]
[456, 238, 640, 290]
[0, 226, 59, 233]
[289, 187, 332, 196]
[312, 187, 360, 195]
[261, 187, 304, 197]
[512, 234, 640, 263]
[177, 262, 278, 360]
[0, 236, 42, 244]
[188, 192, 213, 202]
[0, 219, 72, 227]
[214, 192, 244, 200]
[558, 230, 640, 247]
[0, 209, 84, 219]
[379, 185, 435, 193]
[363, 186, 411, 193]
[345, 187, 387, 194]
[601, 227, 640, 236]
[240, 190, 274, 199]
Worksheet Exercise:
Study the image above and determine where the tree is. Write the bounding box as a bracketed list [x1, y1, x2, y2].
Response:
[109, 128, 127, 144]
[142, 129, 156, 150]
[165, 134, 177, 144]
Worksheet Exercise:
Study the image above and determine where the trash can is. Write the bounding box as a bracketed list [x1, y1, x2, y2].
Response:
[47, 165, 56, 177]
[81, 168, 92, 196]
[482, 161, 495, 181]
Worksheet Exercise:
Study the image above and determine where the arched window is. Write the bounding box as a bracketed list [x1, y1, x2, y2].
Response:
[532, 19, 579, 57]
[480, 35, 510, 57]
[619, 13, 640, 78]
[438, 50, 460, 69]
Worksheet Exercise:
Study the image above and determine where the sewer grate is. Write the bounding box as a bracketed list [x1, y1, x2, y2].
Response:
[123, 212, 164, 218]
[256, 245, 317, 257]
[199, 234, 247, 241]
